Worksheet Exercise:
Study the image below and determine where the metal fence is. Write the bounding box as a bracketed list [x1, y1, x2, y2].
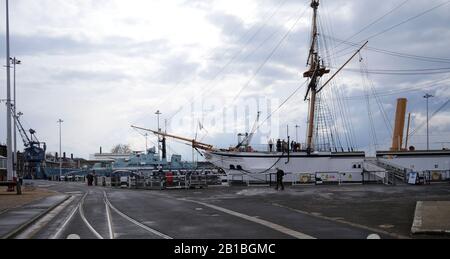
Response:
[405, 170, 450, 185]
[0, 157, 5, 170]
[107, 172, 222, 190]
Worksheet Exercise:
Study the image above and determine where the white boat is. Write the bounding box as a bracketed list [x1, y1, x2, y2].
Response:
[204, 150, 365, 183]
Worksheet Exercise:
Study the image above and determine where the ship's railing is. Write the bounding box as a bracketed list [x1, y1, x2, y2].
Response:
[232, 143, 308, 153]
[232, 143, 351, 153]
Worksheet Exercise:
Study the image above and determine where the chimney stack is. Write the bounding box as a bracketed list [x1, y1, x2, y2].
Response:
[391, 98, 408, 151]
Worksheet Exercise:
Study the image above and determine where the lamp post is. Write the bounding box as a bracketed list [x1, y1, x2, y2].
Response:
[11, 57, 21, 178]
[144, 133, 148, 152]
[295, 125, 299, 143]
[423, 94, 433, 151]
[5, 0, 14, 182]
[57, 119, 63, 180]
[155, 110, 162, 156]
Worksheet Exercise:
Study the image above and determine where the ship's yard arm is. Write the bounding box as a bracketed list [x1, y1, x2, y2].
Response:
[131, 125, 215, 151]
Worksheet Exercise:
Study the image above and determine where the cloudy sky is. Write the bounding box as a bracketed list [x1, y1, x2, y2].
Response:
[1, 0, 450, 159]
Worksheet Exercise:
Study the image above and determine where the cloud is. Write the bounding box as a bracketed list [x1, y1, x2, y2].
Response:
[1, 0, 450, 160]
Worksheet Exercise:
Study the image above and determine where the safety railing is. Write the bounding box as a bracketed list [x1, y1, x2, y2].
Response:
[422, 170, 450, 183]
[406, 170, 450, 185]
[110, 174, 222, 190]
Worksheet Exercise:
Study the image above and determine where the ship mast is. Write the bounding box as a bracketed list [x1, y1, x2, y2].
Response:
[303, 0, 330, 152]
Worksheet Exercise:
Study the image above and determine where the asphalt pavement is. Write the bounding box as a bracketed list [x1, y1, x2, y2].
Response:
[4, 180, 449, 239]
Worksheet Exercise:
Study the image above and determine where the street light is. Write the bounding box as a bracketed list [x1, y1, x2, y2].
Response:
[144, 133, 148, 151]
[155, 110, 162, 156]
[57, 119, 63, 180]
[295, 125, 300, 143]
[423, 94, 434, 151]
[155, 110, 162, 132]
[5, 0, 13, 182]
[10, 57, 21, 178]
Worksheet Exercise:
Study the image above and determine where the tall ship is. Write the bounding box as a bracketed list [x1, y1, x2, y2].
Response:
[133, 0, 450, 184]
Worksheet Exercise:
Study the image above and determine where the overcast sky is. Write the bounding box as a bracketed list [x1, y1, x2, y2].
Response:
[1, 0, 450, 159]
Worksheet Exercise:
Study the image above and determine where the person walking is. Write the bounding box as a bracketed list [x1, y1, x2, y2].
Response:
[275, 168, 285, 191]
[268, 139, 274, 152]
[87, 173, 93, 186]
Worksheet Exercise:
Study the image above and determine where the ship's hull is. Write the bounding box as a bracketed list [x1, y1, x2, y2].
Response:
[376, 150, 450, 171]
[204, 151, 366, 183]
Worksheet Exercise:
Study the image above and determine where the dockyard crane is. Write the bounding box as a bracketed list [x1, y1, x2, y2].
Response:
[236, 111, 261, 149]
[11, 109, 46, 178]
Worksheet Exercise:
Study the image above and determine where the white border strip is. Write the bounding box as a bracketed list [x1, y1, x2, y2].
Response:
[105, 201, 114, 239]
[180, 198, 315, 239]
[51, 193, 86, 239]
[273, 203, 410, 239]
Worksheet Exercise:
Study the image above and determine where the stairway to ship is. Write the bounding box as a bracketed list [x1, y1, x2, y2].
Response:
[364, 158, 407, 185]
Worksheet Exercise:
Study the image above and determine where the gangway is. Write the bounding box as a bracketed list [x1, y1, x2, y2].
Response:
[371, 159, 410, 184]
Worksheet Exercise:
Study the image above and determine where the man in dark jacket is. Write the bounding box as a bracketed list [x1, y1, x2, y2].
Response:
[275, 168, 285, 191]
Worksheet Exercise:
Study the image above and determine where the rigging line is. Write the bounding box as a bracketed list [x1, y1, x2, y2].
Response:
[329, 0, 411, 52]
[340, 71, 450, 75]
[366, 0, 450, 41]
[319, 18, 357, 149]
[251, 80, 309, 136]
[166, 2, 308, 124]
[323, 35, 450, 62]
[318, 17, 346, 149]
[361, 61, 379, 149]
[328, 80, 352, 149]
[331, 67, 450, 72]
[360, 56, 393, 133]
[320, 97, 334, 151]
[159, 0, 291, 119]
[333, 47, 450, 65]
[198, 0, 291, 91]
[228, 5, 309, 106]
[342, 76, 450, 100]
[327, 90, 344, 150]
[408, 98, 450, 137]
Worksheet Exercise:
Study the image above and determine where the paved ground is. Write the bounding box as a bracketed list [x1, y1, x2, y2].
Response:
[0, 194, 68, 238]
[4, 180, 450, 239]
[0, 186, 57, 212]
[412, 201, 450, 234]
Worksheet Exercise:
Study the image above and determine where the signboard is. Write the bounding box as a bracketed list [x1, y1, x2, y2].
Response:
[315, 172, 339, 184]
[408, 172, 418, 185]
